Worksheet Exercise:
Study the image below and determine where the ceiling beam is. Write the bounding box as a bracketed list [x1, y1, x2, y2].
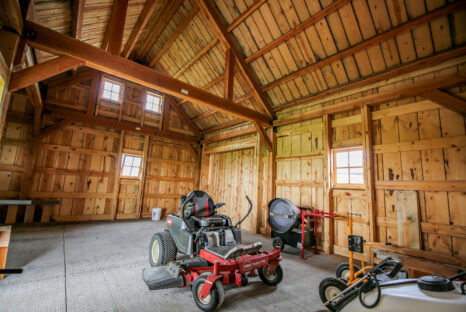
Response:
[149, 4, 199, 67]
[165, 95, 201, 137]
[173, 39, 219, 79]
[275, 47, 466, 112]
[421, 90, 466, 114]
[9, 55, 83, 92]
[121, 0, 160, 58]
[103, 0, 129, 54]
[226, 0, 266, 32]
[22, 21, 271, 125]
[202, 126, 256, 143]
[263, 1, 466, 92]
[137, 0, 184, 59]
[275, 73, 466, 127]
[47, 107, 200, 143]
[224, 48, 234, 100]
[245, 0, 350, 64]
[198, 0, 274, 119]
[71, 0, 84, 39]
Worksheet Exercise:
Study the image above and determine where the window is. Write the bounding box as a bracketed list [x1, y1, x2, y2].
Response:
[102, 80, 122, 102]
[333, 149, 364, 185]
[145, 92, 163, 113]
[121, 155, 142, 178]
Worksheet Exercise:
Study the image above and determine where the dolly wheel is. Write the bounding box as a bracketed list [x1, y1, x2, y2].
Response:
[319, 277, 347, 311]
[149, 232, 177, 267]
[335, 262, 361, 280]
[191, 273, 225, 312]
[272, 237, 285, 250]
[258, 262, 283, 286]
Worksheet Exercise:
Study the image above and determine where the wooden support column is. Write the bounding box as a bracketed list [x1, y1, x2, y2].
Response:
[5, 205, 18, 224]
[255, 134, 264, 234]
[87, 74, 101, 115]
[323, 114, 334, 254]
[224, 48, 234, 100]
[265, 127, 276, 237]
[71, 0, 84, 39]
[161, 95, 170, 131]
[24, 205, 35, 223]
[20, 138, 41, 199]
[111, 131, 124, 220]
[138, 135, 150, 218]
[362, 105, 377, 243]
[102, 0, 129, 54]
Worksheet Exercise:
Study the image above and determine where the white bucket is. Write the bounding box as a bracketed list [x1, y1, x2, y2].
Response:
[152, 208, 162, 221]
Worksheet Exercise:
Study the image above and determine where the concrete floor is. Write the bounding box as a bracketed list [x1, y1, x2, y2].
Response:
[0, 220, 341, 312]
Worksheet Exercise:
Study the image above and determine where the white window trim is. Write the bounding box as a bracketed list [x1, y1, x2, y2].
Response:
[331, 147, 365, 189]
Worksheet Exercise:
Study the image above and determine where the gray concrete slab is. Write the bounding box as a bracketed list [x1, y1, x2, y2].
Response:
[0, 220, 340, 312]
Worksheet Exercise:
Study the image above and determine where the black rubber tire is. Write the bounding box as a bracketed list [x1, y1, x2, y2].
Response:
[258, 262, 283, 286]
[335, 262, 361, 280]
[318, 277, 348, 311]
[191, 273, 225, 312]
[149, 231, 177, 267]
[272, 237, 285, 250]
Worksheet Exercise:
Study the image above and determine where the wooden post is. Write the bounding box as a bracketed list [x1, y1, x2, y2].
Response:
[5, 205, 18, 224]
[265, 127, 276, 237]
[87, 74, 101, 116]
[323, 114, 334, 254]
[361, 105, 377, 242]
[137, 135, 150, 218]
[224, 48, 234, 100]
[111, 131, 124, 220]
[255, 134, 264, 234]
[24, 204, 35, 223]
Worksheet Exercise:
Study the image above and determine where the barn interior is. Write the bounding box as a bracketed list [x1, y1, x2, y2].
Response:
[0, 0, 465, 311]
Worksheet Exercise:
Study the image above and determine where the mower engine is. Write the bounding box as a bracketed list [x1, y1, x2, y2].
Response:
[268, 198, 316, 250]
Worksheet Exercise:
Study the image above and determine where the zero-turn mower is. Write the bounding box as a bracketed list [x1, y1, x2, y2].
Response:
[142, 190, 283, 312]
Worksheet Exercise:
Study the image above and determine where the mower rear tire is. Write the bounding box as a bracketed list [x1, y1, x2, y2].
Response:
[335, 262, 361, 280]
[318, 277, 348, 311]
[272, 237, 285, 250]
[191, 273, 225, 312]
[149, 231, 177, 267]
[258, 262, 283, 286]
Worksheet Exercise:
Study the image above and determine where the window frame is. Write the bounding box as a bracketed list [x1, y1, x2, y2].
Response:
[120, 154, 143, 179]
[100, 78, 124, 104]
[331, 147, 365, 189]
[144, 91, 164, 115]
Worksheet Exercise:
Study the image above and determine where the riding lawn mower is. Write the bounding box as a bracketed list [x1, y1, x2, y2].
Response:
[142, 190, 283, 312]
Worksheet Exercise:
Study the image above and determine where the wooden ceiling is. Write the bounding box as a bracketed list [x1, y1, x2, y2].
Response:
[29, 0, 466, 132]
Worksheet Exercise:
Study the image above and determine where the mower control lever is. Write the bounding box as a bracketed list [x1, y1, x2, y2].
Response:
[215, 203, 225, 209]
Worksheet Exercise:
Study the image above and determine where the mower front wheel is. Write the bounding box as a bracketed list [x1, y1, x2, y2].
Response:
[335, 262, 361, 280]
[272, 237, 285, 250]
[191, 273, 225, 312]
[258, 262, 283, 286]
[149, 232, 177, 267]
[318, 277, 347, 311]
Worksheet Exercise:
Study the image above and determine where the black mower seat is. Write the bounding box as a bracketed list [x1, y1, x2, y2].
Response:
[191, 216, 226, 227]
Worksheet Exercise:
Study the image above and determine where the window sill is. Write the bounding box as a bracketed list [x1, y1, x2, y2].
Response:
[332, 184, 365, 190]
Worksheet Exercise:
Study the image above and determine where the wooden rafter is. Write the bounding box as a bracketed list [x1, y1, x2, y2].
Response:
[202, 126, 256, 143]
[47, 68, 99, 90]
[198, 0, 274, 118]
[275, 73, 466, 127]
[48, 106, 199, 143]
[121, 0, 160, 58]
[137, 0, 184, 59]
[275, 47, 466, 112]
[191, 110, 217, 122]
[201, 119, 245, 134]
[224, 48, 234, 100]
[178, 74, 225, 105]
[38, 119, 72, 138]
[9, 55, 84, 92]
[262, 1, 466, 92]
[421, 90, 466, 114]
[173, 39, 219, 79]
[103, 0, 129, 54]
[166, 95, 201, 137]
[149, 4, 199, 67]
[226, 0, 266, 32]
[22, 21, 271, 125]
[71, 0, 84, 39]
[244, 0, 350, 64]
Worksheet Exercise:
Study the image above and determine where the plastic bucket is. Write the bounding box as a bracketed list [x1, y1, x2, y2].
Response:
[152, 208, 162, 221]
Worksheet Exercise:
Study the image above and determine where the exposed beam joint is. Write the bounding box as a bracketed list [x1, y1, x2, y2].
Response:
[421, 89, 466, 114]
[198, 0, 274, 118]
[254, 122, 272, 152]
[9, 55, 84, 92]
[263, 1, 466, 91]
[23, 21, 271, 125]
[122, 0, 161, 58]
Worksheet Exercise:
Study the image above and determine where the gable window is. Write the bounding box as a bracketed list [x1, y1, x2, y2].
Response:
[102, 80, 122, 102]
[145, 92, 163, 113]
[121, 154, 142, 178]
[333, 148, 364, 186]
